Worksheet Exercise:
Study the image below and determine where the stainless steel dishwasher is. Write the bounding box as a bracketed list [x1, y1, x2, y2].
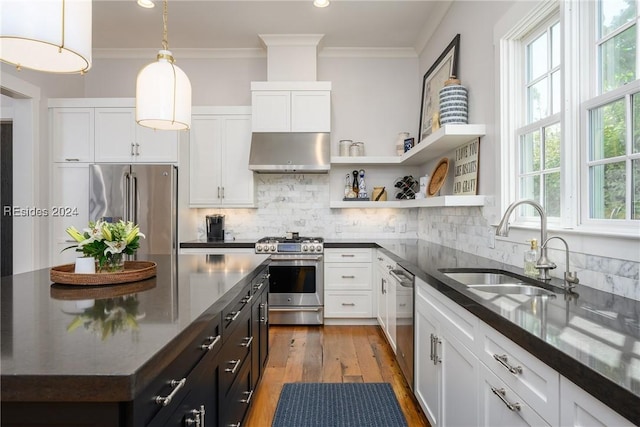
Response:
[389, 265, 415, 390]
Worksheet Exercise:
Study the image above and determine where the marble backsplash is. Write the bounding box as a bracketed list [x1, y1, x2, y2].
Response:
[194, 174, 639, 301]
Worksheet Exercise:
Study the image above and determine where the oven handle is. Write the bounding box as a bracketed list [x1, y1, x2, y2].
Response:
[269, 307, 323, 312]
[270, 255, 323, 262]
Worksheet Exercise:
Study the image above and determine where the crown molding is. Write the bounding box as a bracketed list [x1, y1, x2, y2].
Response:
[319, 47, 417, 58]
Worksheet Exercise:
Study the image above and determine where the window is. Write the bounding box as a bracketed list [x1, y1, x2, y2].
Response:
[585, 0, 639, 222]
[501, 0, 639, 233]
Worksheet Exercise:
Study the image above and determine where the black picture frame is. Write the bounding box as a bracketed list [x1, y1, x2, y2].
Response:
[418, 34, 460, 142]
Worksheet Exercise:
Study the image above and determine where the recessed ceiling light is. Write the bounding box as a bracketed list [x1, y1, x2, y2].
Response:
[313, 0, 330, 8]
[137, 0, 155, 8]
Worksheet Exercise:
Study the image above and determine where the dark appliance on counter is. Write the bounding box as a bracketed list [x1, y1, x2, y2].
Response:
[390, 265, 415, 390]
[206, 214, 225, 242]
[255, 236, 324, 325]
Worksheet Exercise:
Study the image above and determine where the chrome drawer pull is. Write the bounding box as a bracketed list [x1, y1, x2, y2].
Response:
[229, 422, 241, 427]
[226, 310, 241, 322]
[429, 333, 435, 361]
[253, 281, 264, 291]
[242, 295, 253, 304]
[240, 389, 254, 404]
[64, 158, 80, 162]
[225, 359, 241, 374]
[241, 336, 253, 348]
[341, 275, 355, 279]
[341, 254, 355, 257]
[493, 353, 523, 375]
[201, 335, 221, 351]
[185, 408, 201, 427]
[491, 386, 521, 412]
[341, 302, 356, 306]
[154, 377, 186, 406]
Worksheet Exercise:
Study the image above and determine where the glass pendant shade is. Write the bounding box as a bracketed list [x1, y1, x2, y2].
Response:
[313, 0, 330, 8]
[136, 50, 192, 131]
[0, 0, 92, 74]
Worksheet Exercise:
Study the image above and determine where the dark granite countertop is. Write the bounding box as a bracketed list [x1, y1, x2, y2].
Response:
[180, 238, 639, 423]
[0, 253, 269, 402]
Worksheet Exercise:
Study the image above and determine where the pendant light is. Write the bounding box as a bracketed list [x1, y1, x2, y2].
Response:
[0, 0, 92, 74]
[313, 0, 330, 8]
[136, 0, 191, 131]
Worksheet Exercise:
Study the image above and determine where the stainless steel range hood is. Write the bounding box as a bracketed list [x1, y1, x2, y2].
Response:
[249, 132, 330, 173]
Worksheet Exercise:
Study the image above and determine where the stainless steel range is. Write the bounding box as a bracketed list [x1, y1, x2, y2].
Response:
[256, 236, 324, 325]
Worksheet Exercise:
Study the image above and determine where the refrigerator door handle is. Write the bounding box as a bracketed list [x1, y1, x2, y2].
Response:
[124, 172, 131, 222]
[131, 173, 138, 224]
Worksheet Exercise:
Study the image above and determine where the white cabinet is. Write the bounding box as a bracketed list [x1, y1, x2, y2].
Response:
[94, 108, 178, 163]
[415, 278, 480, 427]
[375, 250, 396, 351]
[50, 164, 89, 266]
[251, 82, 331, 132]
[324, 248, 373, 319]
[189, 109, 254, 207]
[559, 376, 633, 427]
[51, 108, 94, 163]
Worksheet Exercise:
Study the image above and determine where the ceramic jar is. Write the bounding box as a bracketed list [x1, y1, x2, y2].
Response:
[439, 77, 468, 125]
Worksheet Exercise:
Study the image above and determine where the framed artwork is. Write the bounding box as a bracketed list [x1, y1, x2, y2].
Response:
[418, 34, 460, 142]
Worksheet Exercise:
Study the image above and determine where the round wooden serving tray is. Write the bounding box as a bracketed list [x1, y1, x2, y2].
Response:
[428, 158, 450, 196]
[50, 277, 157, 300]
[50, 261, 157, 286]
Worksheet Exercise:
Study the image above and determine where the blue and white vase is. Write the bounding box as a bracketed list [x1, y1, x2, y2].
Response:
[439, 77, 468, 125]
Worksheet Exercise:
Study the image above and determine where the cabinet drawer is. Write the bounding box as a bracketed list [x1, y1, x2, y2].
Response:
[324, 248, 372, 263]
[480, 323, 559, 424]
[219, 308, 252, 400]
[251, 268, 269, 295]
[325, 291, 373, 318]
[222, 284, 252, 336]
[480, 363, 550, 426]
[133, 314, 222, 427]
[375, 250, 395, 269]
[325, 263, 372, 290]
[220, 354, 253, 427]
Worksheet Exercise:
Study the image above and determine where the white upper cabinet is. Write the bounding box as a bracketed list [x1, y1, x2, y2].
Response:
[51, 108, 94, 163]
[251, 81, 331, 132]
[189, 108, 254, 208]
[94, 108, 178, 163]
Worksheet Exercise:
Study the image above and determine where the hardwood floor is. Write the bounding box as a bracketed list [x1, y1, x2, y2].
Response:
[244, 325, 430, 426]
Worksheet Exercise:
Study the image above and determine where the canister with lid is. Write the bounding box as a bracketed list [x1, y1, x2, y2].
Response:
[339, 139, 352, 156]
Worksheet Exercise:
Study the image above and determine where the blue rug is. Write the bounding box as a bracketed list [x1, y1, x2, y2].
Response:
[271, 383, 409, 427]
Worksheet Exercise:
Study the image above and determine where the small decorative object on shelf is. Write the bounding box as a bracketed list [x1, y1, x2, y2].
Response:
[404, 137, 415, 153]
[396, 132, 410, 156]
[358, 169, 368, 199]
[439, 76, 468, 125]
[372, 187, 387, 201]
[428, 158, 450, 196]
[339, 139, 352, 156]
[453, 138, 480, 195]
[65, 220, 145, 273]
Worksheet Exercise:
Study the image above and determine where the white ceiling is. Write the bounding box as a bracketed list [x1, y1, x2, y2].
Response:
[92, 0, 448, 54]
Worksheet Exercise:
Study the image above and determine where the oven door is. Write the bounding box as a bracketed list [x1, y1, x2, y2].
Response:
[268, 254, 323, 307]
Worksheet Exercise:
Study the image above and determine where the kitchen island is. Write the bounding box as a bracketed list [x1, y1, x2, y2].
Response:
[1, 253, 270, 426]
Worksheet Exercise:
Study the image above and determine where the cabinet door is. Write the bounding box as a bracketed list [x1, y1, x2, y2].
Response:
[136, 124, 178, 163]
[189, 115, 224, 206]
[479, 363, 549, 427]
[251, 91, 290, 131]
[375, 264, 387, 330]
[291, 91, 331, 132]
[94, 108, 135, 162]
[386, 271, 397, 351]
[219, 115, 254, 206]
[441, 331, 479, 427]
[415, 287, 441, 427]
[51, 108, 94, 163]
[50, 164, 89, 266]
[560, 376, 633, 427]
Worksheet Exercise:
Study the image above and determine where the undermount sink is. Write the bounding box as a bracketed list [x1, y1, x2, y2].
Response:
[441, 270, 559, 297]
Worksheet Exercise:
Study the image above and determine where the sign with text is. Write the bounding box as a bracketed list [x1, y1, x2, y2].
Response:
[453, 138, 480, 195]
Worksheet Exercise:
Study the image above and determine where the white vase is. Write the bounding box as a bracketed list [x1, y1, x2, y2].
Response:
[74, 256, 96, 274]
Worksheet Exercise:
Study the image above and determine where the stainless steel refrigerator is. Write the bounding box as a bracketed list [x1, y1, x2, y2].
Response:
[88, 164, 178, 255]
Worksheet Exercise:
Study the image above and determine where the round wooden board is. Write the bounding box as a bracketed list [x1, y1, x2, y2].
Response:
[428, 158, 450, 196]
[50, 276, 157, 300]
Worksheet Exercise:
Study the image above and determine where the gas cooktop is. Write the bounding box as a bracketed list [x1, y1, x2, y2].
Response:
[255, 236, 324, 254]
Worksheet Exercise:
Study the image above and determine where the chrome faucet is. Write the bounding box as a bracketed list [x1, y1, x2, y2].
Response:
[495, 199, 556, 280]
[541, 236, 579, 289]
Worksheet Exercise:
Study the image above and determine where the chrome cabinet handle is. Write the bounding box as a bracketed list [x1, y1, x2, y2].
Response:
[241, 336, 253, 348]
[135, 143, 140, 156]
[341, 302, 355, 306]
[242, 294, 253, 304]
[225, 359, 241, 374]
[229, 422, 241, 427]
[429, 333, 435, 361]
[240, 389, 254, 404]
[381, 278, 386, 294]
[201, 335, 221, 351]
[185, 408, 201, 427]
[217, 187, 221, 198]
[221, 187, 225, 199]
[341, 254, 355, 257]
[64, 158, 80, 162]
[154, 378, 186, 406]
[226, 310, 241, 322]
[430, 334, 441, 365]
[342, 275, 355, 279]
[130, 143, 135, 156]
[377, 257, 383, 261]
[493, 354, 523, 375]
[253, 281, 264, 291]
[491, 386, 521, 412]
